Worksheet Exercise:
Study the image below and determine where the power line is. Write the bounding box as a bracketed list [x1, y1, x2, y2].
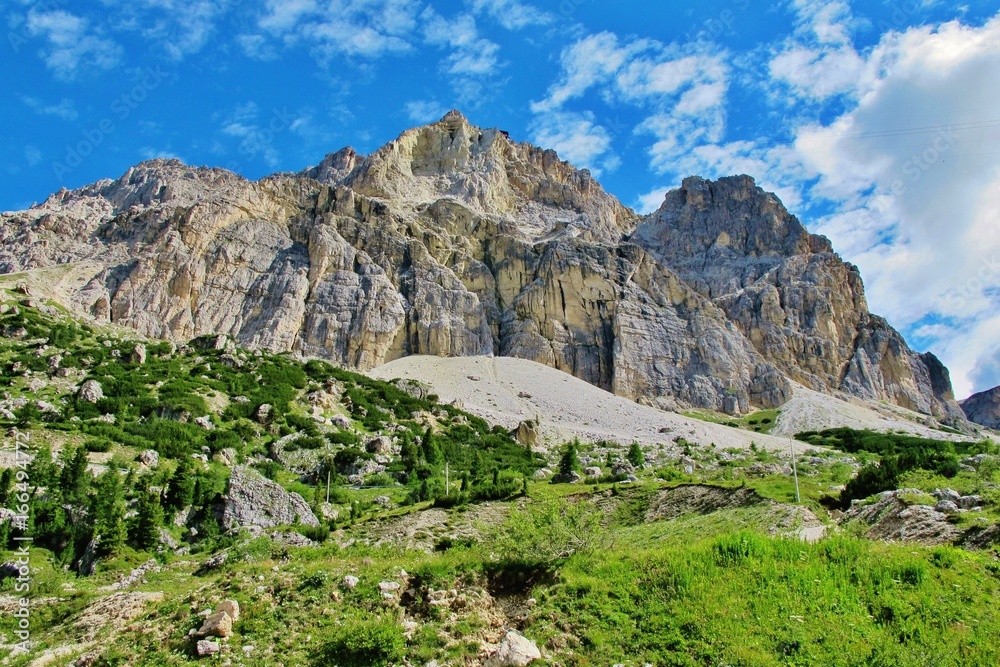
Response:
[841, 119, 1000, 140]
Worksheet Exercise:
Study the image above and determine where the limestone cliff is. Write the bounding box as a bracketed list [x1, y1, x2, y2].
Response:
[961, 387, 1000, 429]
[0, 112, 965, 422]
[634, 176, 963, 423]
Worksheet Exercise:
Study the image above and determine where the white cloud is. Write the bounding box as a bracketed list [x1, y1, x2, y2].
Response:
[236, 33, 278, 60]
[533, 32, 730, 183]
[256, 0, 424, 59]
[98, 0, 235, 60]
[19, 96, 78, 121]
[531, 32, 645, 113]
[420, 9, 503, 102]
[405, 100, 448, 123]
[468, 0, 551, 30]
[259, 0, 318, 33]
[769, 44, 866, 100]
[530, 111, 618, 178]
[772, 15, 1000, 397]
[635, 187, 671, 215]
[26, 10, 121, 79]
[24, 146, 43, 167]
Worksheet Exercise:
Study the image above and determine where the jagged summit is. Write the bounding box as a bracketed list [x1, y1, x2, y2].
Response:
[0, 113, 969, 426]
[962, 386, 1000, 429]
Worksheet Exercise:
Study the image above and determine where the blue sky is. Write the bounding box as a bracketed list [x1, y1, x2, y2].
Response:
[2, 0, 1000, 398]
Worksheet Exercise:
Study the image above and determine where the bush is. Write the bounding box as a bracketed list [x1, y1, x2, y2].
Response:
[485, 498, 608, 565]
[315, 617, 405, 667]
[296, 524, 331, 543]
[713, 531, 771, 567]
[84, 439, 112, 453]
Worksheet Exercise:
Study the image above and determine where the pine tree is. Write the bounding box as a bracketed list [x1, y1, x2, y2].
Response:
[558, 441, 580, 479]
[627, 443, 645, 468]
[26, 445, 56, 490]
[422, 428, 443, 466]
[165, 458, 195, 511]
[131, 489, 164, 551]
[0, 468, 14, 505]
[400, 440, 420, 471]
[91, 469, 127, 555]
[58, 446, 90, 504]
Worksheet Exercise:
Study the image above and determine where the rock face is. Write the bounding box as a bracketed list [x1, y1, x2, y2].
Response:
[841, 489, 959, 545]
[485, 631, 541, 667]
[961, 386, 1000, 429]
[79, 379, 104, 403]
[221, 466, 319, 530]
[634, 176, 963, 423]
[0, 112, 966, 421]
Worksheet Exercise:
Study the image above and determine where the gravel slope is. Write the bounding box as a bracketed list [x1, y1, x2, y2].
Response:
[369, 355, 805, 452]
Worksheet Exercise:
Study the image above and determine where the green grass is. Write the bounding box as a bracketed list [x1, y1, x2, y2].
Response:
[682, 408, 781, 434]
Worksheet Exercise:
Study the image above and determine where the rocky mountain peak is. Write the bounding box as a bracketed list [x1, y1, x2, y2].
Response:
[961, 386, 1000, 429]
[300, 147, 361, 187]
[0, 114, 969, 426]
[320, 111, 636, 244]
[638, 175, 832, 265]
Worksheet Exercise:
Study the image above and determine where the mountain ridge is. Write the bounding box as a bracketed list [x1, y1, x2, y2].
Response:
[0, 111, 968, 427]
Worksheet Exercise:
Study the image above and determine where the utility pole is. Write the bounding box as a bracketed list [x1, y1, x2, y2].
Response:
[789, 437, 801, 504]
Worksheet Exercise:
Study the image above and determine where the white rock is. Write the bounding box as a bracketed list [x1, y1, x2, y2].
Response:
[485, 631, 541, 667]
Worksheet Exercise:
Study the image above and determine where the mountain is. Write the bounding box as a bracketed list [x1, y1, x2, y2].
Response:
[962, 386, 1000, 429]
[0, 111, 966, 425]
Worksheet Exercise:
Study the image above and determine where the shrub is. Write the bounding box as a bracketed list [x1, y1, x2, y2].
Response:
[81, 438, 112, 453]
[712, 531, 771, 567]
[486, 498, 608, 565]
[315, 617, 405, 667]
[296, 524, 331, 543]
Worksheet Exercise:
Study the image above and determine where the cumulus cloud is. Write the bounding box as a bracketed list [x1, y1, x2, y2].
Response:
[25, 10, 122, 79]
[531, 32, 729, 183]
[468, 0, 551, 30]
[796, 19, 1000, 395]
[405, 100, 448, 123]
[254, 0, 423, 59]
[421, 8, 504, 103]
[529, 112, 619, 178]
[19, 96, 78, 121]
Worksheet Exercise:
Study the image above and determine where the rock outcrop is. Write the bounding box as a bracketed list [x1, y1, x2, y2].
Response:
[961, 386, 1000, 429]
[635, 176, 963, 423]
[0, 112, 966, 422]
[220, 466, 319, 530]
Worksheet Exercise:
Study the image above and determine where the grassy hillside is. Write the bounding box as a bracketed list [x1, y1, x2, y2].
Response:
[1, 287, 1000, 666]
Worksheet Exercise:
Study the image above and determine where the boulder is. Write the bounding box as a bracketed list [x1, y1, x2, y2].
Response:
[584, 466, 602, 478]
[220, 466, 319, 530]
[196, 640, 220, 657]
[485, 631, 541, 667]
[218, 599, 240, 623]
[213, 448, 238, 467]
[197, 611, 233, 638]
[194, 415, 215, 430]
[256, 404, 273, 424]
[79, 379, 104, 403]
[958, 495, 982, 510]
[934, 500, 960, 514]
[366, 435, 395, 456]
[342, 575, 360, 590]
[513, 421, 540, 448]
[130, 343, 147, 365]
[138, 450, 160, 468]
